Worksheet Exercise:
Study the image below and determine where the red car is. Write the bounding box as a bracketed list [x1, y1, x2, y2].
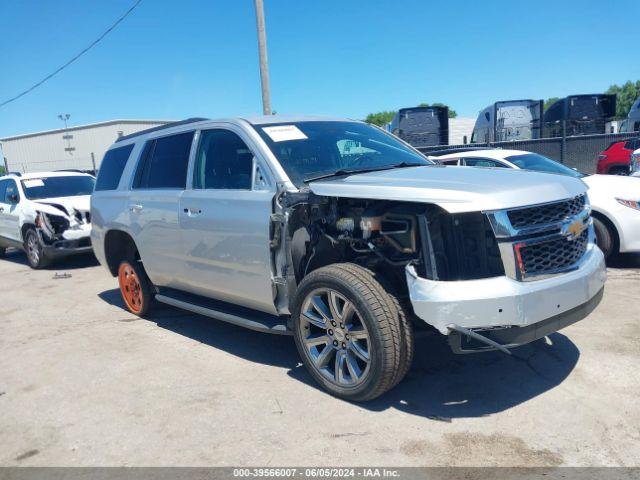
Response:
[596, 137, 640, 175]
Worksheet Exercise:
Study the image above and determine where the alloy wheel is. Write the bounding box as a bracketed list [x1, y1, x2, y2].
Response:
[298, 288, 371, 387]
[27, 232, 40, 265]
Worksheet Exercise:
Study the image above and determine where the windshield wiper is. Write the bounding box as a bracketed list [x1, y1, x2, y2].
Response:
[303, 162, 426, 183]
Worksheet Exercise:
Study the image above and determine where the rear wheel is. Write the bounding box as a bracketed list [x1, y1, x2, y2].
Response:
[118, 260, 154, 316]
[24, 228, 50, 269]
[593, 217, 616, 260]
[292, 263, 410, 402]
[0, 247, 6, 258]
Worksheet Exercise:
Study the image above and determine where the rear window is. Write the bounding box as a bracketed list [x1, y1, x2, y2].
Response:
[133, 132, 194, 189]
[95, 144, 134, 191]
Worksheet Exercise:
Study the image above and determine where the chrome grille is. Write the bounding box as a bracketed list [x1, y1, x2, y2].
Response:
[508, 195, 586, 229]
[519, 230, 589, 276]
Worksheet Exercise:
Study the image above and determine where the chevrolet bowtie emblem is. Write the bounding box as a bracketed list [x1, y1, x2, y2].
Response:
[563, 218, 585, 239]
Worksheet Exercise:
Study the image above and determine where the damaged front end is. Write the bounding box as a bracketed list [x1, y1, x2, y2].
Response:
[33, 203, 93, 257]
[270, 186, 605, 355]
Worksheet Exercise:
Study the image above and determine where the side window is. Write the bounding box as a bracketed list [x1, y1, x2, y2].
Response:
[95, 144, 134, 191]
[193, 129, 254, 190]
[134, 132, 194, 189]
[463, 157, 507, 168]
[5, 180, 19, 203]
[0, 180, 8, 203]
[441, 159, 460, 166]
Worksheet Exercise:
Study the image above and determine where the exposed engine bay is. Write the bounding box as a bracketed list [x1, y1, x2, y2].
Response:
[33, 201, 92, 247]
[270, 189, 505, 314]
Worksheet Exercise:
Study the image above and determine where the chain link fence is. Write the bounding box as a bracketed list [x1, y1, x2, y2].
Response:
[418, 127, 639, 173]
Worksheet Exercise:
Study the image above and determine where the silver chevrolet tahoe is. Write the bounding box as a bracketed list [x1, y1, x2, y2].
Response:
[91, 116, 606, 401]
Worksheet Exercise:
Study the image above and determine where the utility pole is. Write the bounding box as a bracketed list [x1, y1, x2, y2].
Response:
[254, 0, 271, 115]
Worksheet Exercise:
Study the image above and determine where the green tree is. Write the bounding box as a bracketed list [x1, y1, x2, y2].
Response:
[0, 165, 5, 175]
[606, 80, 640, 118]
[418, 102, 457, 118]
[364, 110, 395, 126]
[544, 97, 560, 112]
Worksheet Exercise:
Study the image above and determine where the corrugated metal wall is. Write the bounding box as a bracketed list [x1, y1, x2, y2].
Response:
[448, 117, 475, 145]
[0, 120, 167, 173]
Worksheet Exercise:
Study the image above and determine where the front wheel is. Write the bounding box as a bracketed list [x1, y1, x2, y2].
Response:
[593, 217, 616, 260]
[292, 263, 410, 402]
[24, 228, 50, 269]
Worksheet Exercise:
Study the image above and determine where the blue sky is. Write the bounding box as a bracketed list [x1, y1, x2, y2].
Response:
[1, 0, 638, 137]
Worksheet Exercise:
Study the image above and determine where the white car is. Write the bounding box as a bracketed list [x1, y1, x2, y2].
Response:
[430, 149, 640, 259]
[0, 171, 95, 268]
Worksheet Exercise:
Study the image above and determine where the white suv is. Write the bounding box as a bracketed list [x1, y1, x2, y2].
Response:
[0, 171, 95, 268]
[91, 116, 606, 401]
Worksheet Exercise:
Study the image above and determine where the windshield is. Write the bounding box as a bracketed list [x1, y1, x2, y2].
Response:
[21, 175, 95, 200]
[506, 153, 584, 178]
[253, 121, 432, 185]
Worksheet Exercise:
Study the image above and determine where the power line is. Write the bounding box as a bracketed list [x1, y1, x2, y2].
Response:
[0, 0, 143, 109]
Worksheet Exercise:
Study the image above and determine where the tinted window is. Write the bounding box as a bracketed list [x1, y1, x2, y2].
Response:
[506, 153, 584, 178]
[194, 130, 253, 190]
[463, 158, 507, 168]
[21, 176, 95, 200]
[5, 180, 19, 202]
[134, 132, 194, 189]
[95, 144, 134, 191]
[0, 180, 8, 203]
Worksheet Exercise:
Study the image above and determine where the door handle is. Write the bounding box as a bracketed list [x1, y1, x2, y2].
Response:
[129, 204, 143, 213]
[183, 207, 202, 216]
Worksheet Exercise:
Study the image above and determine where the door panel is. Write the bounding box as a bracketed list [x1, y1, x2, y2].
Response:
[179, 189, 276, 314]
[178, 127, 276, 314]
[128, 190, 183, 287]
[129, 131, 195, 286]
[0, 180, 22, 242]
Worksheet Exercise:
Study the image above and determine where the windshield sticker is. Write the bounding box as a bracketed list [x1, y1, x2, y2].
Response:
[23, 179, 45, 188]
[262, 125, 308, 142]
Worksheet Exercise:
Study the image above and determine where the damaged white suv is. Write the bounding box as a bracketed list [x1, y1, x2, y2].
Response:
[0, 171, 94, 268]
[91, 117, 606, 401]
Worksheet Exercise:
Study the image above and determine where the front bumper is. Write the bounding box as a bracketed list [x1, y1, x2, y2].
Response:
[406, 243, 606, 337]
[447, 286, 603, 353]
[39, 233, 93, 258]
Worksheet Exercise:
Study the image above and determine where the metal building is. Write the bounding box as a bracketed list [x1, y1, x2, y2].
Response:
[0, 119, 169, 173]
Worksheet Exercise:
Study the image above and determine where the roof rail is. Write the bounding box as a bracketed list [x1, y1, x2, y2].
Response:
[56, 169, 88, 173]
[115, 117, 209, 143]
[7, 171, 22, 176]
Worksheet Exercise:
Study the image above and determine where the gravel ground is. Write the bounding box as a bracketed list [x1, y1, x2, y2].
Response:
[0, 249, 638, 466]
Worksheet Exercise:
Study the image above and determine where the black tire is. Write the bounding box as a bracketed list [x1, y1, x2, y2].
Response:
[593, 216, 616, 260]
[117, 260, 155, 317]
[24, 228, 50, 269]
[292, 263, 408, 402]
[339, 263, 414, 389]
[0, 246, 6, 258]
